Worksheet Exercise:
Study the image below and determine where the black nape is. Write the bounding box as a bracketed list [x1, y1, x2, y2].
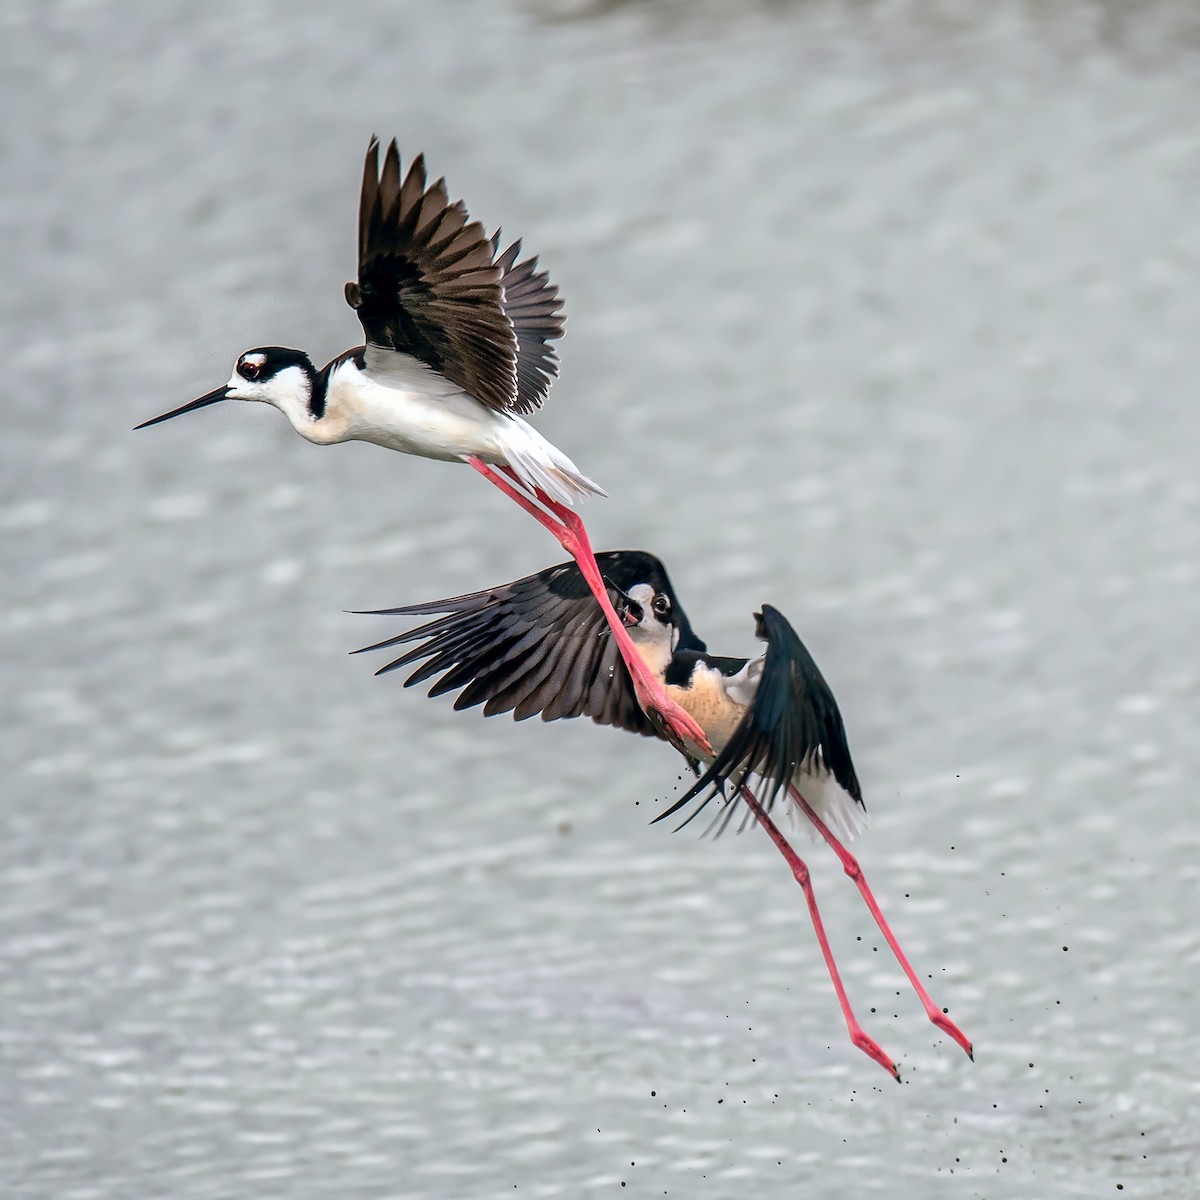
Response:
[314, 346, 366, 420]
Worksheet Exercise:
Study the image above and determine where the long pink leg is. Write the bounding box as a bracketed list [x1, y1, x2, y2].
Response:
[788, 783, 973, 1060]
[739, 786, 900, 1082]
[521, 480, 713, 749]
[465, 457, 712, 755]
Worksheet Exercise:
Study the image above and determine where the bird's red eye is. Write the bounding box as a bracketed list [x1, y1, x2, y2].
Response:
[238, 359, 262, 381]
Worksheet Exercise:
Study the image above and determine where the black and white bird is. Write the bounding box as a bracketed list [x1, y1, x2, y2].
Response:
[136, 138, 708, 754]
[354, 550, 973, 1080]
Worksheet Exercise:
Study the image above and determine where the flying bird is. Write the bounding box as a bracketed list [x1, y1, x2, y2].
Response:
[136, 137, 709, 755]
[354, 550, 973, 1080]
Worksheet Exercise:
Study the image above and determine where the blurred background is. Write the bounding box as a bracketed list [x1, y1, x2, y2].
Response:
[3, 1, 1200, 1196]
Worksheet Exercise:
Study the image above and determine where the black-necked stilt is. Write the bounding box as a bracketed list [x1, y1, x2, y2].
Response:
[354, 550, 973, 1081]
[135, 138, 710, 756]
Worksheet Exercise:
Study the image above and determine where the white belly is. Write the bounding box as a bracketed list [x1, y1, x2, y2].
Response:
[667, 671, 747, 758]
[342, 378, 507, 462]
[314, 355, 602, 506]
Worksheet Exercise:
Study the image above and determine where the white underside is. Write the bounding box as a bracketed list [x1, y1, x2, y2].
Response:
[692, 766, 868, 845]
[316, 353, 605, 507]
[778, 766, 870, 844]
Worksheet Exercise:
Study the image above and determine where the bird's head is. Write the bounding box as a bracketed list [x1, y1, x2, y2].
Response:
[136, 347, 319, 434]
[611, 581, 681, 652]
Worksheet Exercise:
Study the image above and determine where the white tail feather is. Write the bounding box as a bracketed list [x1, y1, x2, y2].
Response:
[502, 417, 607, 507]
[784, 769, 870, 845]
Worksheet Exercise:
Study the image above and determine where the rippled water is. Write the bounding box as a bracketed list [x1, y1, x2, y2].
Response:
[3, 1, 1200, 1196]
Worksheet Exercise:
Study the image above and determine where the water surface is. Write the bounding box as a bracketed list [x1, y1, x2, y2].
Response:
[3, 2, 1199, 1196]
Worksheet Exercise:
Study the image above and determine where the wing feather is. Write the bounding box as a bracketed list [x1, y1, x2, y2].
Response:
[346, 138, 518, 414]
[353, 551, 702, 738]
[652, 605, 863, 832]
[491, 232, 566, 412]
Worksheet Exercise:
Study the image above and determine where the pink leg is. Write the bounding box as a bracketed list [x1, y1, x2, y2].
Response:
[787, 783, 973, 1060]
[739, 786, 900, 1082]
[465, 457, 712, 755]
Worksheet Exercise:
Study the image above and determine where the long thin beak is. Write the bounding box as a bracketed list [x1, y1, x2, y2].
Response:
[602, 576, 642, 627]
[134, 385, 230, 430]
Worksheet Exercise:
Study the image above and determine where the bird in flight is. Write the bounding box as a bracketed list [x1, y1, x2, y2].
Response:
[353, 550, 973, 1080]
[136, 137, 709, 756]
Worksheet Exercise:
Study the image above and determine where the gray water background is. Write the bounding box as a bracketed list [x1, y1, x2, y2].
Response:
[3, 1, 1200, 1196]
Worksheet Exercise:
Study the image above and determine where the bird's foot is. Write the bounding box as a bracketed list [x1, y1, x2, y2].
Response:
[931, 1011, 974, 1061]
[630, 673, 712, 756]
[852, 1029, 901, 1083]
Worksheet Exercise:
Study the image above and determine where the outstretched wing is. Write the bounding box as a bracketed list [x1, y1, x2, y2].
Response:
[354, 551, 704, 738]
[491, 232, 565, 413]
[344, 138, 519, 414]
[653, 604, 863, 833]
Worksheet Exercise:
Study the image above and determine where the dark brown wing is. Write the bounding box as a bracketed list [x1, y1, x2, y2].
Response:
[353, 551, 704, 738]
[652, 605, 863, 833]
[344, 138, 518, 414]
[491, 232, 565, 413]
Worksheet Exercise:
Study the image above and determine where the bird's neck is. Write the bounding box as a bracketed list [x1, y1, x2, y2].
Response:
[294, 350, 370, 445]
[628, 632, 674, 682]
[275, 357, 352, 444]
